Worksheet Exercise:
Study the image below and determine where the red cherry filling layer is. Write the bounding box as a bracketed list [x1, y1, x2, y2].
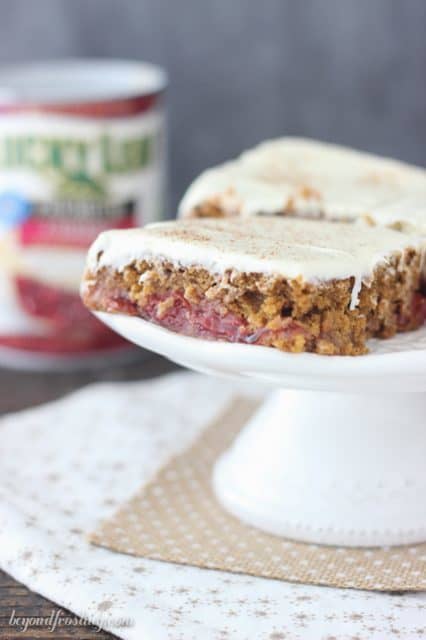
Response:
[101, 288, 311, 347]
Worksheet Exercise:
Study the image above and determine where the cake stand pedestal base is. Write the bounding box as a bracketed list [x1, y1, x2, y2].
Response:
[213, 390, 426, 547]
[95, 313, 426, 548]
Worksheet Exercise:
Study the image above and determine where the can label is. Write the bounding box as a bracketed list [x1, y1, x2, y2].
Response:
[0, 105, 165, 359]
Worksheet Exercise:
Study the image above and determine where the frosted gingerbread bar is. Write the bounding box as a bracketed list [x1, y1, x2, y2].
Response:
[178, 138, 426, 235]
[82, 217, 424, 356]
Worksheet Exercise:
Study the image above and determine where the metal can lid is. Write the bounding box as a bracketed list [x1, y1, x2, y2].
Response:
[0, 59, 167, 106]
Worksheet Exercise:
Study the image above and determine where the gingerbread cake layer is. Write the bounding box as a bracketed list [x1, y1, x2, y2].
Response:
[178, 138, 426, 235]
[82, 218, 424, 356]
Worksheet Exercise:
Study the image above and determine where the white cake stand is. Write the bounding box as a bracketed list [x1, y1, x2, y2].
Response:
[96, 311, 426, 547]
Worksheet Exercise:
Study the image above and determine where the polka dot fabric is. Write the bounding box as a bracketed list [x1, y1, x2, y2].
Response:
[1, 373, 426, 639]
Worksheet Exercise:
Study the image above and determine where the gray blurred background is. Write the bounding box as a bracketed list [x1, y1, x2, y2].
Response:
[0, 0, 424, 210]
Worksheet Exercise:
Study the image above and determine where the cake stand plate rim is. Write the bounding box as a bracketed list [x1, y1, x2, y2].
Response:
[94, 311, 426, 379]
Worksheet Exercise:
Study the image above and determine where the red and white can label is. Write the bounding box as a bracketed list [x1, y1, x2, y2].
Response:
[0, 101, 166, 361]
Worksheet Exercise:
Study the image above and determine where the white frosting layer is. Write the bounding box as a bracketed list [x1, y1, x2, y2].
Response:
[178, 138, 426, 233]
[86, 217, 421, 309]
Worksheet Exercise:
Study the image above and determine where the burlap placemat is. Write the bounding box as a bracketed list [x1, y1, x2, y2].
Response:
[91, 398, 426, 592]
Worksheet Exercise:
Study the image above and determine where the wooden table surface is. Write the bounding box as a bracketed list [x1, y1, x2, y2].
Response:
[0, 354, 176, 639]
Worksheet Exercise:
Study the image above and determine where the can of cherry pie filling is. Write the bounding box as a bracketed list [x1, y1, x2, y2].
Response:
[0, 60, 167, 369]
